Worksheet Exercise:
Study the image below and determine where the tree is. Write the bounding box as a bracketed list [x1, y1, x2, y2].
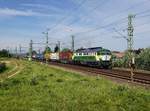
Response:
[54, 45, 59, 52]
[62, 48, 71, 52]
[0, 49, 11, 57]
[113, 47, 150, 71]
[43, 47, 51, 54]
[136, 48, 150, 70]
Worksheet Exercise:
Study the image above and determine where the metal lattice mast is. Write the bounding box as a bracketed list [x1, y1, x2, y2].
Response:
[71, 35, 75, 52]
[127, 14, 135, 82]
[42, 28, 49, 49]
[46, 31, 49, 48]
[15, 46, 18, 57]
[29, 40, 33, 61]
[19, 44, 22, 55]
[128, 14, 135, 51]
[58, 41, 61, 52]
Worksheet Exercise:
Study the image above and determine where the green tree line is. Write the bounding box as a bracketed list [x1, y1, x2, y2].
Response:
[0, 49, 11, 57]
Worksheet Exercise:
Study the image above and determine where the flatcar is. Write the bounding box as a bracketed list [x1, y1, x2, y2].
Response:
[72, 47, 112, 68]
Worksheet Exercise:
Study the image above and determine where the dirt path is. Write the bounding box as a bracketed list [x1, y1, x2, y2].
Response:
[7, 66, 23, 78]
[0, 59, 23, 81]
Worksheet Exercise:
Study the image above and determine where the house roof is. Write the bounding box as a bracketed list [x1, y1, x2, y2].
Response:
[112, 52, 125, 58]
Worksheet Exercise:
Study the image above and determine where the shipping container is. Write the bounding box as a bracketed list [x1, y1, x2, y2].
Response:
[59, 51, 73, 63]
[50, 53, 59, 61]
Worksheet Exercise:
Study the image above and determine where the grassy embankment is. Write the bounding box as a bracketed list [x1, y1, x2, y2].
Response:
[0, 59, 150, 111]
[0, 58, 21, 80]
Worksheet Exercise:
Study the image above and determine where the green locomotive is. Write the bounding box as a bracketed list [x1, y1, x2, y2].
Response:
[72, 47, 112, 68]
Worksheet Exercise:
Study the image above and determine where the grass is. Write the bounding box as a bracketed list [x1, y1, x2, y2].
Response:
[0, 59, 19, 80]
[0, 59, 150, 111]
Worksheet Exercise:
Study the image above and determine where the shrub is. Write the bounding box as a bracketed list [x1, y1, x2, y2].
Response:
[30, 77, 39, 86]
[56, 78, 64, 83]
[135, 48, 150, 71]
[113, 48, 150, 71]
[0, 62, 6, 73]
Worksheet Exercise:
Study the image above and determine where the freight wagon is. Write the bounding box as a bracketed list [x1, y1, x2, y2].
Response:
[59, 50, 73, 63]
[50, 53, 59, 61]
[42, 47, 112, 69]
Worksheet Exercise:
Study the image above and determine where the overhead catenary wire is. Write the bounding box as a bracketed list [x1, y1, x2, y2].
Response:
[25, 0, 150, 51]
[74, 5, 150, 37]
[47, 0, 150, 50]
[67, 0, 110, 26]
[72, 0, 150, 36]
[74, 17, 127, 36]
[68, 0, 150, 28]
[49, 0, 87, 33]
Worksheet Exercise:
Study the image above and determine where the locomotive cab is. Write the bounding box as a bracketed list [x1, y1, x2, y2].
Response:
[72, 47, 112, 69]
[97, 50, 112, 68]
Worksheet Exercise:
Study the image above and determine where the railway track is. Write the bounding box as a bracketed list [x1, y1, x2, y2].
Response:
[36, 60, 150, 85]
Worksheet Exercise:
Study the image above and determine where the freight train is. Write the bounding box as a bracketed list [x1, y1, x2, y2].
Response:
[34, 47, 112, 69]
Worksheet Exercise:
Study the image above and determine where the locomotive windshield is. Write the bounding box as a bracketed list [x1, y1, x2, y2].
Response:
[97, 50, 111, 55]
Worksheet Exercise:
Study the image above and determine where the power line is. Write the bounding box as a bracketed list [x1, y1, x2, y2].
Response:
[68, 0, 149, 28]
[74, 17, 127, 36]
[67, 0, 110, 26]
[74, 6, 150, 37]
[49, 0, 87, 33]
[135, 8, 150, 16]
[50, 0, 150, 43]
[75, 0, 150, 35]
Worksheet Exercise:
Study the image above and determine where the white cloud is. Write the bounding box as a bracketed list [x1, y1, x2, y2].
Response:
[21, 3, 66, 14]
[0, 8, 53, 17]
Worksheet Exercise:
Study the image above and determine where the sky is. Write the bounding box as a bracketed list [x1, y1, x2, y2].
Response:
[0, 0, 150, 52]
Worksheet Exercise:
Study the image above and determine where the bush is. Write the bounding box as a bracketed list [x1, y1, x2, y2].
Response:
[56, 78, 64, 83]
[0, 49, 11, 57]
[0, 62, 6, 73]
[112, 52, 130, 68]
[136, 48, 150, 71]
[30, 77, 39, 86]
[113, 48, 150, 71]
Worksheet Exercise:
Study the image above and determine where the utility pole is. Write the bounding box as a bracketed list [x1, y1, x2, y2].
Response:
[127, 14, 135, 82]
[19, 44, 22, 57]
[29, 40, 33, 61]
[113, 15, 135, 82]
[46, 31, 48, 48]
[128, 14, 135, 51]
[43, 29, 50, 63]
[38, 49, 41, 54]
[6, 47, 10, 57]
[42, 28, 50, 49]
[19, 44, 22, 59]
[19, 45, 21, 54]
[15, 46, 18, 58]
[71, 35, 75, 52]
